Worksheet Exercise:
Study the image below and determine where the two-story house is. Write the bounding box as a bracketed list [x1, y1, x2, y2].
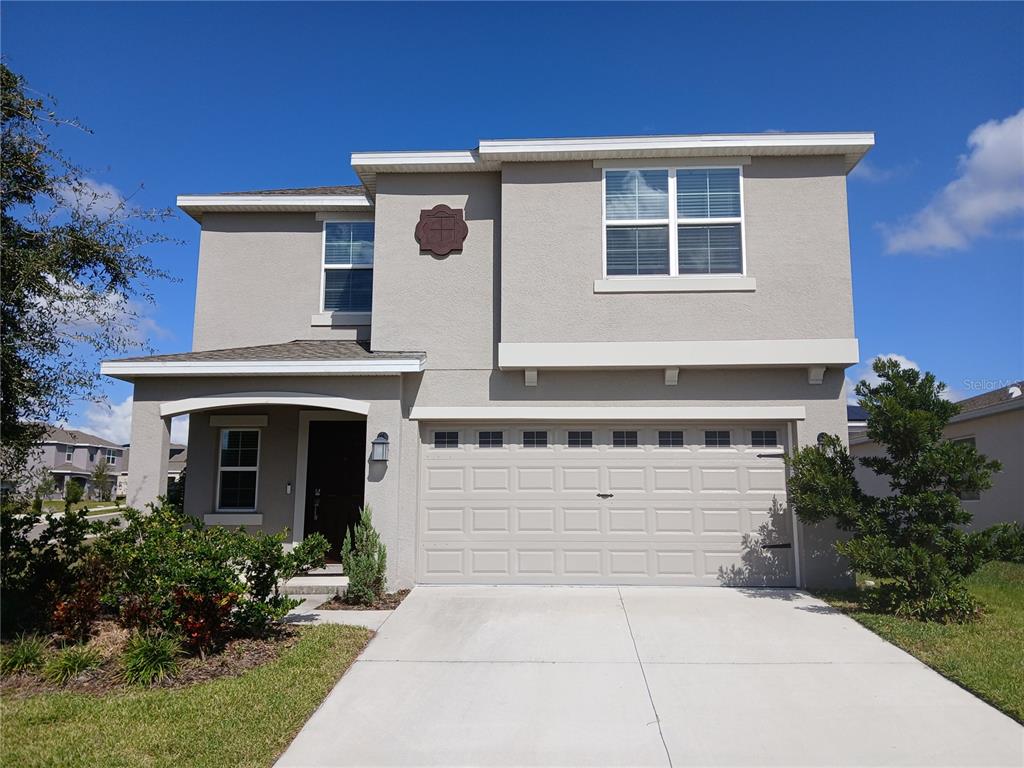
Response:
[28, 426, 126, 498]
[102, 131, 873, 589]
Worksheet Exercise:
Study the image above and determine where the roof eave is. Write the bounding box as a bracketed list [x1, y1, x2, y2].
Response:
[100, 358, 427, 381]
[176, 194, 374, 222]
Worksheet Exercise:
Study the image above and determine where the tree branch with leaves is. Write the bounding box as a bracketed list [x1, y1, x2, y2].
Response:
[1, 63, 176, 485]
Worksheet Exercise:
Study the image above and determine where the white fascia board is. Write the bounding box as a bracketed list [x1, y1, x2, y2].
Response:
[410, 406, 806, 421]
[497, 339, 860, 370]
[478, 132, 875, 157]
[349, 150, 481, 168]
[176, 195, 373, 221]
[101, 358, 425, 379]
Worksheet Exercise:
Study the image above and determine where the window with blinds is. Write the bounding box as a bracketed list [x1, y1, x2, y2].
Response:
[323, 221, 374, 312]
[604, 167, 743, 277]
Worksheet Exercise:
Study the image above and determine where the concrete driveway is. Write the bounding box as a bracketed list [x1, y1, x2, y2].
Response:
[277, 586, 1023, 767]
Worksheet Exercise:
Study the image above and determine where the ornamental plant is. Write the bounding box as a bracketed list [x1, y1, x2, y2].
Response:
[341, 506, 387, 606]
[787, 358, 1001, 622]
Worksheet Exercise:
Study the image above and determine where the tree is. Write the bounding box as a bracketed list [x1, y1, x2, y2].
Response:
[0, 64, 173, 485]
[787, 358, 1001, 622]
[90, 458, 112, 501]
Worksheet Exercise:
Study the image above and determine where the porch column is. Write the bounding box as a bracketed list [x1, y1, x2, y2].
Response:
[127, 396, 170, 509]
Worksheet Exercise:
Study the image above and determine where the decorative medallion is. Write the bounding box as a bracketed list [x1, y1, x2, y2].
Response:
[415, 204, 468, 256]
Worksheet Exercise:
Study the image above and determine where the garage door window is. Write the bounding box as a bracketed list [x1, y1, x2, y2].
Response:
[704, 430, 731, 447]
[658, 430, 684, 447]
[478, 431, 503, 448]
[523, 431, 548, 448]
[567, 430, 593, 448]
[612, 430, 638, 448]
[751, 430, 777, 447]
[434, 431, 459, 449]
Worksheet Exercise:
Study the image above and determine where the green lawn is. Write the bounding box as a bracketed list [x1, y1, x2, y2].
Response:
[39, 499, 120, 515]
[816, 561, 1024, 723]
[2, 625, 371, 767]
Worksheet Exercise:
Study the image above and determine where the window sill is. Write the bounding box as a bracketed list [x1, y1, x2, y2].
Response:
[594, 277, 756, 294]
[204, 513, 263, 526]
[311, 311, 371, 327]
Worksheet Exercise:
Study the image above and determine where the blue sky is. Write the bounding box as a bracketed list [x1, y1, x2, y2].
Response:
[3, 1, 1022, 443]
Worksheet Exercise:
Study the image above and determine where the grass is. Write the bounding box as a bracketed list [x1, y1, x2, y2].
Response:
[39, 499, 120, 515]
[1, 625, 371, 767]
[816, 561, 1024, 723]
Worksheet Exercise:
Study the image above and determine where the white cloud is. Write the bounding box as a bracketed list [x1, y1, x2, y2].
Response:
[849, 160, 909, 184]
[880, 109, 1024, 253]
[57, 177, 126, 217]
[67, 395, 189, 447]
[846, 353, 961, 404]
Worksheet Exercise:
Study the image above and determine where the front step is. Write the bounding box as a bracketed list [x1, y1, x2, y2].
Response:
[282, 575, 349, 597]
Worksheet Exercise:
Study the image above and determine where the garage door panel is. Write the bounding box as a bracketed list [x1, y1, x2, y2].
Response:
[418, 423, 794, 586]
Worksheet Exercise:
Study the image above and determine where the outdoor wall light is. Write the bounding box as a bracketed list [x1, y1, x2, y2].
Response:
[370, 432, 390, 462]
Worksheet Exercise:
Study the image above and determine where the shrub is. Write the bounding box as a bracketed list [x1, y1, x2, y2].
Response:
[985, 522, 1024, 564]
[0, 500, 104, 635]
[788, 359, 1001, 622]
[43, 645, 101, 685]
[51, 553, 109, 642]
[121, 632, 182, 685]
[64, 480, 84, 505]
[341, 506, 387, 606]
[96, 502, 330, 650]
[0, 635, 48, 675]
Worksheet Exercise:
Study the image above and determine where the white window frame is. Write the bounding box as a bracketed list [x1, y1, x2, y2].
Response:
[64, 445, 74, 463]
[602, 166, 746, 279]
[216, 428, 261, 513]
[320, 219, 374, 315]
[103, 448, 119, 465]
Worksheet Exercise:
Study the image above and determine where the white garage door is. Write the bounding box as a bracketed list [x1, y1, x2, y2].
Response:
[417, 423, 796, 586]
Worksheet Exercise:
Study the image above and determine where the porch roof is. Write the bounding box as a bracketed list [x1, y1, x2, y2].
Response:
[101, 340, 426, 379]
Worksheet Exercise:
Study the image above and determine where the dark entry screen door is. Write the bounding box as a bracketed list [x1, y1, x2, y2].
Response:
[304, 420, 366, 560]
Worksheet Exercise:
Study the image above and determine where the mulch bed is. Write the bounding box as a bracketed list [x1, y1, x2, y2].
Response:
[0, 620, 300, 699]
[316, 589, 410, 611]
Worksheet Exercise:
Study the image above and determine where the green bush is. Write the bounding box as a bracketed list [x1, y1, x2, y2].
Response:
[341, 506, 387, 606]
[0, 500, 104, 636]
[985, 522, 1024, 564]
[788, 359, 1001, 622]
[96, 503, 329, 651]
[0, 634, 48, 675]
[64, 480, 84, 505]
[43, 645, 101, 685]
[121, 632, 183, 686]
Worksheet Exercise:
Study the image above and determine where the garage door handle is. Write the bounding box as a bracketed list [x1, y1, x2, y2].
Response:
[596, 493, 614, 499]
[756, 452, 785, 458]
[761, 542, 792, 550]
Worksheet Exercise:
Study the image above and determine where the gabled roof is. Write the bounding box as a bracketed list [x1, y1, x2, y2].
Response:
[42, 426, 122, 449]
[101, 340, 426, 379]
[956, 381, 1024, 414]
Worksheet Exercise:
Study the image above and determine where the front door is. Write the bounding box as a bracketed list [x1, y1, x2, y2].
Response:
[304, 420, 366, 560]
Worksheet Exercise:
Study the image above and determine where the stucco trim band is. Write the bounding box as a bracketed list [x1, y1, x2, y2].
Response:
[159, 392, 372, 418]
[409, 406, 806, 421]
[497, 338, 859, 370]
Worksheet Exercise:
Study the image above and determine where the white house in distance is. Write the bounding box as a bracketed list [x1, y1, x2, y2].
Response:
[102, 130, 877, 590]
[849, 383, 1024, 531]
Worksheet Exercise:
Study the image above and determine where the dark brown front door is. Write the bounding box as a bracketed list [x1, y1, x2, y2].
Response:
[304, 420, 366, 560]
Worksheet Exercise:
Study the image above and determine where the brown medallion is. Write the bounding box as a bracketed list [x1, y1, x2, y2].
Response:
[415, 204, 468, 256]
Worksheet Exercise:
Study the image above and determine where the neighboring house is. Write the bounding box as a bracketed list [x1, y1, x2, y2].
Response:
[27, 426, 126, 499]
[850, 383, 1024, 531]
[102, 131, 874, 589]
[114, 443, 187, 499]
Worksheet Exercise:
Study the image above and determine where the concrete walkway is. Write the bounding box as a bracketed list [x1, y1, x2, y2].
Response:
[277, 586, 1024, 767]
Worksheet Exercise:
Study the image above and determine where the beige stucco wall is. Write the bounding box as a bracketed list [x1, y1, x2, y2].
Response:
[192, 211, 371, 351]
[499, 157, 854, 343]
[371, 172, 501, 367]
[850, 407, 1024, 531]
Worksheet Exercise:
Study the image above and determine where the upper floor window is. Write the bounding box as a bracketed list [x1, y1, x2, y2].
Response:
[322, 221, 374, 313]
[604, 168, 743, 278]
[103, 448, 120, 465]
[64, 445, 74, 463]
